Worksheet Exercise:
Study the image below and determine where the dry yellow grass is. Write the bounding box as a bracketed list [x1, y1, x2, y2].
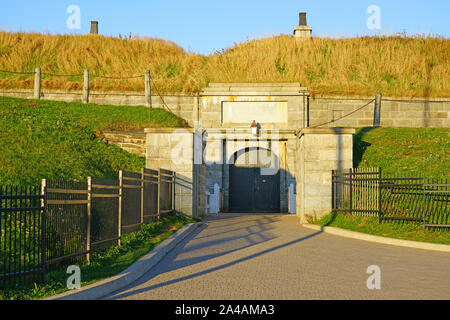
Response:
[0, 31, 448, 97]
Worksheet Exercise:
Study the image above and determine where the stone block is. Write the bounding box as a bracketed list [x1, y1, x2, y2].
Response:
[436, 112, 448, 119]
[199, 112, 218, 121]
[358, 119, 373, 126]
[304, 185, 330, 197]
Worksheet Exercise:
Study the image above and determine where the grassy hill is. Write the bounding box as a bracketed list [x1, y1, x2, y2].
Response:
[354, 127, 450, 178]
[0, 32, 449, 97]
[0, 96, 187, 186]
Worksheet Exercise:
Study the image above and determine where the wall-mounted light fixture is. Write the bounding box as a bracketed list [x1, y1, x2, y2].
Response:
[251, 120, 258, 136]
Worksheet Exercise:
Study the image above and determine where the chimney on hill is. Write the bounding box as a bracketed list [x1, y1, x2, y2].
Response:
[90, 21, 99, 35]
[294, 12, 312, 39]
[299, 12, 307, 26]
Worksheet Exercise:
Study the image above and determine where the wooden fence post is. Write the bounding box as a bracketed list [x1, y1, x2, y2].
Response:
[40, 179, 47, 281]
[145, 70, 152, 108]
[34, 68, 41, 99]
[83, 69, 89, 104]
[118, 170, 123, 246]
[86, 177, 92, 265]
[140, 168, 144, 227]
[373, 93, 382, 127]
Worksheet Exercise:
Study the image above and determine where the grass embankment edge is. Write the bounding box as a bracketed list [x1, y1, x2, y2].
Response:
[0, 214, 199, 300]
[311, 213, 450, 245]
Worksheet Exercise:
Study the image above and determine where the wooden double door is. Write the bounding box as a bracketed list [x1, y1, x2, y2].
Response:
[229, 148, 280, 213]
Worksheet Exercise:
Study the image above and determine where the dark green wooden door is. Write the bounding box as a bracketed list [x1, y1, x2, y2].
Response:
[229, 148, 280, 213]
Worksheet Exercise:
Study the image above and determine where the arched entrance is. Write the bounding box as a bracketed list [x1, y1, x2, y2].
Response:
[229, 147, 280, 213]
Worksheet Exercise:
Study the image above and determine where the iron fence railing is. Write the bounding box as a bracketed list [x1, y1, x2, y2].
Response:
[0, 186, 45, 287]
[0, 168, 175, 288]
[332, 168, 449, 229]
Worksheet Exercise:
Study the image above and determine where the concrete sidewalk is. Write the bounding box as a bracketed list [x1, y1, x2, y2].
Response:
[105, 213, 450, 300]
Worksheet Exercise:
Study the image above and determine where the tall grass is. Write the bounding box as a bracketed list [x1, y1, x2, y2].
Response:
[0, 32, 448, 97]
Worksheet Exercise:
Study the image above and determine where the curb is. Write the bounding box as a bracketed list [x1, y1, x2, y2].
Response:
[44, 222, 202, 300]
[303, 223, 450, 253]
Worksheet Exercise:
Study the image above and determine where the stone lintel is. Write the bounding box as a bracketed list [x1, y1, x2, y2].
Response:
[204, 128, 296, 140]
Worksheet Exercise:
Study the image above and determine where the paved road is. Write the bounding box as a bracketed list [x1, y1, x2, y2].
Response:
[105, 213, 450, 300]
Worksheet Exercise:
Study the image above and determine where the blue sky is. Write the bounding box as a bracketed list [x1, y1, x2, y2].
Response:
[0, 0, 448, 54]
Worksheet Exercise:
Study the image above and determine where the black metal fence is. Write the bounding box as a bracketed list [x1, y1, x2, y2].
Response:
[332, 168, 449, 228]
[0, 186, 45, 287]
[0, 168, 175, 288]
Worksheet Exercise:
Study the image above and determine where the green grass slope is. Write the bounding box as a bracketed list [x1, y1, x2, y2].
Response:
[354, 127, 450, 178]
[0, 96, 188, 185]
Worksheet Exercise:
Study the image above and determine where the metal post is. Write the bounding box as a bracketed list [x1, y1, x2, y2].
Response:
[118, 171, 123, 246]
[83, 69, 89, 104]
[378, 168, 382, 223]
[145, 70, 152, 108]
[34, 68, 41, 99]
[349, 168, 353, 213]
[40, 179, 47, 282]
[172, 171, 175, 212]
[157, 169, 161, 221]
[422, 173, 426, 229]
[140, 168, 144, 227]
[306, 95, 310, 127]
[303, 95, 306, 128]
[373, 93, 382, 127]
[86, 177, 92, 264]
[331, 170, 335, 211]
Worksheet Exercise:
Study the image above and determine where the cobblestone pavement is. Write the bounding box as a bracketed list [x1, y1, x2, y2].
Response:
[105, 213, 450, 300]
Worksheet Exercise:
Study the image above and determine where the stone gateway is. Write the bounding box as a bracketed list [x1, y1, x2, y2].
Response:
[145, 83, 355, 223]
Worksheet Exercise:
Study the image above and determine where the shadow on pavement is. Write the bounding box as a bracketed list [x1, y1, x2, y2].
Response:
[108, 213, 321, 300]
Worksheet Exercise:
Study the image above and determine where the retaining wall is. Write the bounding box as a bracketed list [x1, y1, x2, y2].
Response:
[1, 89, 448, 128]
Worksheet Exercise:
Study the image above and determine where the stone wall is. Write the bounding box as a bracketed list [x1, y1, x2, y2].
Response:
[296, 128, 355, 223]
[0, 89, 199, 127]
[1, 89, 449, 128]
[199, 83, 309, 129]
[309, 97, 450, 128]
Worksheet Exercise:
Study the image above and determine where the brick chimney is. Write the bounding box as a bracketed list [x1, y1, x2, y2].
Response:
[90, 21, 98, 34]
[294, 12, 312, 39]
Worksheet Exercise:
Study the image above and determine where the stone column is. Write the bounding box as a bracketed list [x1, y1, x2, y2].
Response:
[296, 128, 355, 223]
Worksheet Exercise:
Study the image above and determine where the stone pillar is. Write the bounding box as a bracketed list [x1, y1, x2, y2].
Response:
[145, 128, 205, 218]
[296, 128, 355, 223]
[294, 12, 312, 39]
